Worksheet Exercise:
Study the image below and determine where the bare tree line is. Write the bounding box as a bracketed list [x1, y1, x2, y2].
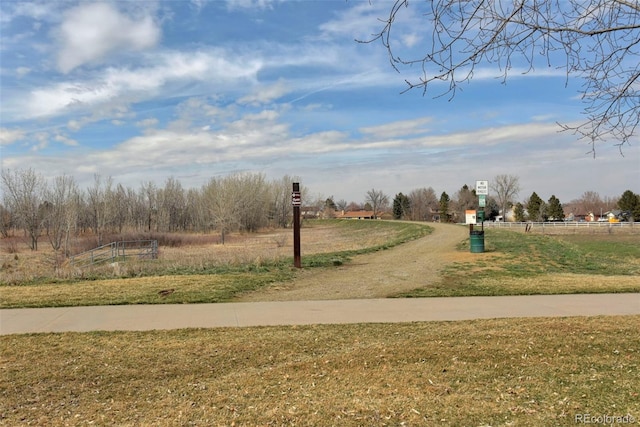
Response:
[1, 168, 302, 254]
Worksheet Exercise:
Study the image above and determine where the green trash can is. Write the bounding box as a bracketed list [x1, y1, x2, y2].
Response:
[470, 230, 485, 253]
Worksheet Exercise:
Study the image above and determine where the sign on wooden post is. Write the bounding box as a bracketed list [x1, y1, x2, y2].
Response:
[292, 183, 301, 268]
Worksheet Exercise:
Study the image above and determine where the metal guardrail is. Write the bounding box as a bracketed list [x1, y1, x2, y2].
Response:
[70, 240, 158, 267]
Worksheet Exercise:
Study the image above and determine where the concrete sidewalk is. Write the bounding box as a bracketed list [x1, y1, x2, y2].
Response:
[2, 293, 639, 335]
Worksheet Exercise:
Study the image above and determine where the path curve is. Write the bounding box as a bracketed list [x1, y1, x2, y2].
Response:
[238, 222, 471, 301]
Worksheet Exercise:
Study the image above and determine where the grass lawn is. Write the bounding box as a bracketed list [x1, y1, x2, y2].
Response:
[2, 223, 639, 307]
[396, 228, 640, 298]
[2, 316, 638, 426]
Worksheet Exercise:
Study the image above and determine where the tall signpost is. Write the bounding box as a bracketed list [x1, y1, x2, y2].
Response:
[471, 180, 488, 253]
[292, 182, 301, 268]
[476, 180, 488, 224]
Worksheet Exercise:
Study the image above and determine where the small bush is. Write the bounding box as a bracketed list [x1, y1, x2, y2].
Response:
[2, 237, 20, 254]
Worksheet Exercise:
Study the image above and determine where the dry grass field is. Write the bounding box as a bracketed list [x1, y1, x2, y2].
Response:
[2, 221, 639, 307]
[0, 221, 414, 286]
[2, 316, 638, 426]
[1, 222, 639, 426]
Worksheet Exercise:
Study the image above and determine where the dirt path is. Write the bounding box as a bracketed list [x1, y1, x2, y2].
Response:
[238, 223, 471, 301]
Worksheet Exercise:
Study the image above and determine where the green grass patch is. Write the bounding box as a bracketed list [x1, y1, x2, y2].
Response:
[0, 272, 292, 308]
[2, 316, 638, 426]
[398, 229, 640, 298]
[301, 221, 431, 268]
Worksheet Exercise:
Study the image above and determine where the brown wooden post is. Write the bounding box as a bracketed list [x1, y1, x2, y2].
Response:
[292, 182, 301, 268]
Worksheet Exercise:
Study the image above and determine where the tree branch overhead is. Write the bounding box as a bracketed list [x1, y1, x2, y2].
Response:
[362, 0, 640, 153]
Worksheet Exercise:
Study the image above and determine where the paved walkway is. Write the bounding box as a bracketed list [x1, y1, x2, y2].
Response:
[1, 293, 639, 335]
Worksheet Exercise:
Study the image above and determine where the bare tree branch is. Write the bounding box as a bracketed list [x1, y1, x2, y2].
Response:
[361, 0, 640, 153]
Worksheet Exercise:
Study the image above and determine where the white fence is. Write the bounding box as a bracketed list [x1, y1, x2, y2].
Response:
[482, 221, 634, 230]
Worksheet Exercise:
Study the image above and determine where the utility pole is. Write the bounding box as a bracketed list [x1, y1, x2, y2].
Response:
[292, 182, 301, 268]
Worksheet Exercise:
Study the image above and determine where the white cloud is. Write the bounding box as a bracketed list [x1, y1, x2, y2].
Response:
[238, 80, 290, 106]
[86, 117, 562, 176]
[0, 2, 60, 23]
[54, 134, 78, 146]
[225, 0, 284, 10]
[16, 67, 31, 77]
[401, 33, 421, 48]
[318, 2, 389, 41]
[359, 117, 433, 139]
[55, 2, 161, 73]
[21, 50, 261, 120]
[30, 132, 50, 151]
[136, 118, 159, 128]
[0, 128, 25, 145]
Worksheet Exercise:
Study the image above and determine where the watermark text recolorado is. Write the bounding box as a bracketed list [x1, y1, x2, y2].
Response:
[575, 414, 636, 424]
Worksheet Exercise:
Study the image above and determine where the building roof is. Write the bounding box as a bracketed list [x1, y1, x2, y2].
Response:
[337, 210, 376, 219]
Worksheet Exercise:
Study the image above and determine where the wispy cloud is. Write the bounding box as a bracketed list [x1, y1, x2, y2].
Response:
[238, 80, 291, 106]
[360, 117, 433, 139]
[13, 50, 261, 122]
[0, 128, 25, 146]
[225, 0, 286, 11]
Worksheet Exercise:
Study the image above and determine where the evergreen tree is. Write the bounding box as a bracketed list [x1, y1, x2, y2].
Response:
[526, 192, 544, 222]
[618, 190, 640, 221]
[439, 192, 450, 222]
[325, 197, 337, 211]
[485, 196, 500, 221]
[392, 193, 410, 220]
[514, 202, 526, 222]
[547, 195, 564, 221]
[323, 197, 337, 218]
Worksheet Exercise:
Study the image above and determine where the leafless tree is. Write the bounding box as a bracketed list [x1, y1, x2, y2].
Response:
[365, 0, 640, 153]
[157, 177, 187, 232]
[186, 187, 208, 232]
[346, 201, 363, 212]
[203, 176, 241, 244]
[408, 187, 438, 221]
[335, 199, 348, 212]
[0, 202, 12, 238]
[43, 174, 79, 254]
[453, 184, 477, 222]
[236, 173, 270, 232]
[365, 188, 390, 218]
[491, 174, 521, 221]
[268, 175, 298, 228]
[1, 168, 46, 250]
[85, 175, 114, 245]
[110, 184, 129, 234]
[140, 181, 158, 233]
[566, 190, 603, 218]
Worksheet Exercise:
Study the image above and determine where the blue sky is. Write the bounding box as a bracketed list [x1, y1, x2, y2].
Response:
[1, 0, 638, 204]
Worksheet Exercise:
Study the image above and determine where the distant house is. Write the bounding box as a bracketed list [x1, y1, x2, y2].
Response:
[337, 210, 378, 220]
[604, 210, 623, 221]
[301, 206, 321, 219]
[603, 210, 632, 222]
[564, 208, 595, 222]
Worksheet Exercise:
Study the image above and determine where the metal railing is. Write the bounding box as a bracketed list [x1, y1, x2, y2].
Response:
[70, 240, 158, 267]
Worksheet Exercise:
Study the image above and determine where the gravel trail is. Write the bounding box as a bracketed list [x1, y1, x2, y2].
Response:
[238, 223, 470, 301]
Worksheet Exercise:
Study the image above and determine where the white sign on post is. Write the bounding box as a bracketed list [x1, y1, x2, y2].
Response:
[476, 180, 489, 195]
[291, 191, 301, 206]
[465, 210, 477, 225]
